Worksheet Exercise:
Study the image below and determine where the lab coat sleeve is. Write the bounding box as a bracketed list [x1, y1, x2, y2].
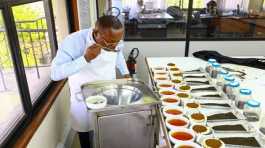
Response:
[51, 37, 88, 81]
[116, 42, 129, 75]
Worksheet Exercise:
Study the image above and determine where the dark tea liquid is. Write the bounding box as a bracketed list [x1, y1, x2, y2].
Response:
[161, 91, 175, 95]
[166, 109, 182, 115]
[163, 98, 178, 103]
[168, 119, 187, 126]
[171, 132, 193, 141]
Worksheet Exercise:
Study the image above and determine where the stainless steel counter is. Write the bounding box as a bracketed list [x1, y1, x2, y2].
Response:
[80, 79, 161, 148]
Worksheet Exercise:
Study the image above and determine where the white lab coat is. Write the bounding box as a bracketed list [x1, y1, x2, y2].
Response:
[129, 4, 143, 20]
[51, 28, 129, 132]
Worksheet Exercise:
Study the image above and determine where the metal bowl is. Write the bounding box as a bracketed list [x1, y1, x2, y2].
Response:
[93, 85, 143, 105]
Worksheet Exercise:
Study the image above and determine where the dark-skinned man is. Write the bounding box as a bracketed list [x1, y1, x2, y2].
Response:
[51, 15, 130, 148]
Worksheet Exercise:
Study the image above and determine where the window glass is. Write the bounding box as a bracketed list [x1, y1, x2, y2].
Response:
[108, 0, 188, 40]
[106, 0, 265, 40]
[0, 10, 25, 144]
[190, 0, 265, 39]
[12, 1, 53, 103]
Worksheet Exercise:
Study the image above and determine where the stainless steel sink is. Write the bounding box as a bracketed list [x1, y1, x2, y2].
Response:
[80, 79, 160, 108]
[93, 85, 143, 105]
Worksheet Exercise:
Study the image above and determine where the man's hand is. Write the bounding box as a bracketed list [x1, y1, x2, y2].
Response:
[84, 44, 101, 62]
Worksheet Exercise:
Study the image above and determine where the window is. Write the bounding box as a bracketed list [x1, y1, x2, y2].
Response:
[110, 0, 188, 40]
[100, 0, 265, 40]
[190, 0, 265, 40]
[12, 1, 53, 103]
[0, 10, 25, 145]
[0, 0, 59, 146]
[166, 0, 206, 9]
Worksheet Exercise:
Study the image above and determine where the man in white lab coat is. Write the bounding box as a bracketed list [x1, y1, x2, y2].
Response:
[51, 15, 130, 148]
[129, 0, 144, 20]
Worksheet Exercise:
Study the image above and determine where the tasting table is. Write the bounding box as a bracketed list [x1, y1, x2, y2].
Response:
[145, 57, 265, 147]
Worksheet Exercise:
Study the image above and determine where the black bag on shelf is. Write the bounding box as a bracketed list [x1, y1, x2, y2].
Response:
[193, 50, 265, 70]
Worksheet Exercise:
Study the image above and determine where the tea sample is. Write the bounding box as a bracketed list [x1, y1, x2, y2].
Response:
[204, 139, 223, 148]
[186, 80, 210, 85]
[163, 98, 178, 103]
[155, 77, 168, 80]
[168, 119, 187, 126]
[177, 145, 194, 148]
[170, 67, 180, 71]
[200, 94, 222, 98]
[184, 75, 206, 78]
[167, 63, 176, 67]
[172, 79, 182, 84]
[220, 137, 260, 147]
[171, 132, 193, 141]
[200, 103, 231, 108]
[165, 109, 182, 115]
[179, 85, 191, 91]
[158, 84, 173, 88]
[186, 102, 199, 109]
[192, 125, 208, 134]
[191, 113, 205, 121]
[173, 73, 182, 77]
[207, 112, 238, 121]
[191, 87, 217, 92]
[177, 93, 190, 98]
[160, 90, 175, 96]
[212, 124, 246, 131]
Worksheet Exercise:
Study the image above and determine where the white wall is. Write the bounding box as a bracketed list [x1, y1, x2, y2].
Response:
[189, 41, 265, 56]
[27, 83, 71, 148]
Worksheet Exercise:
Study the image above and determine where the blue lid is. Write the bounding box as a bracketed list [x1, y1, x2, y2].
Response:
[224, 75, 235, 81]
[240, 89, 252, 95]
[212, 62, 221, 68]
[219, 69, 228, 75]
[228, 81, 240, 87]
[246, 100, 261, 107]
[208, 58, 216, 63]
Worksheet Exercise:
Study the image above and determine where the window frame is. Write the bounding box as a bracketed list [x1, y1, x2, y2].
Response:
[0, 0, 59, 147]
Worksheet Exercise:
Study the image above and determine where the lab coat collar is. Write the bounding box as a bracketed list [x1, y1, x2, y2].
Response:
[86, 28, 96, 46]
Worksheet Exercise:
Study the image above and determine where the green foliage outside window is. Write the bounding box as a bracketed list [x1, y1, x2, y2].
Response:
[0, 4, 49, 69]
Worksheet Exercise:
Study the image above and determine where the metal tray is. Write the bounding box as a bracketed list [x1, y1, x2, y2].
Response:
[207, 120, 256, 133]
[197, 99, 233, 109]
[201, 108, 246, 122]
[214, 132, 265, 148]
